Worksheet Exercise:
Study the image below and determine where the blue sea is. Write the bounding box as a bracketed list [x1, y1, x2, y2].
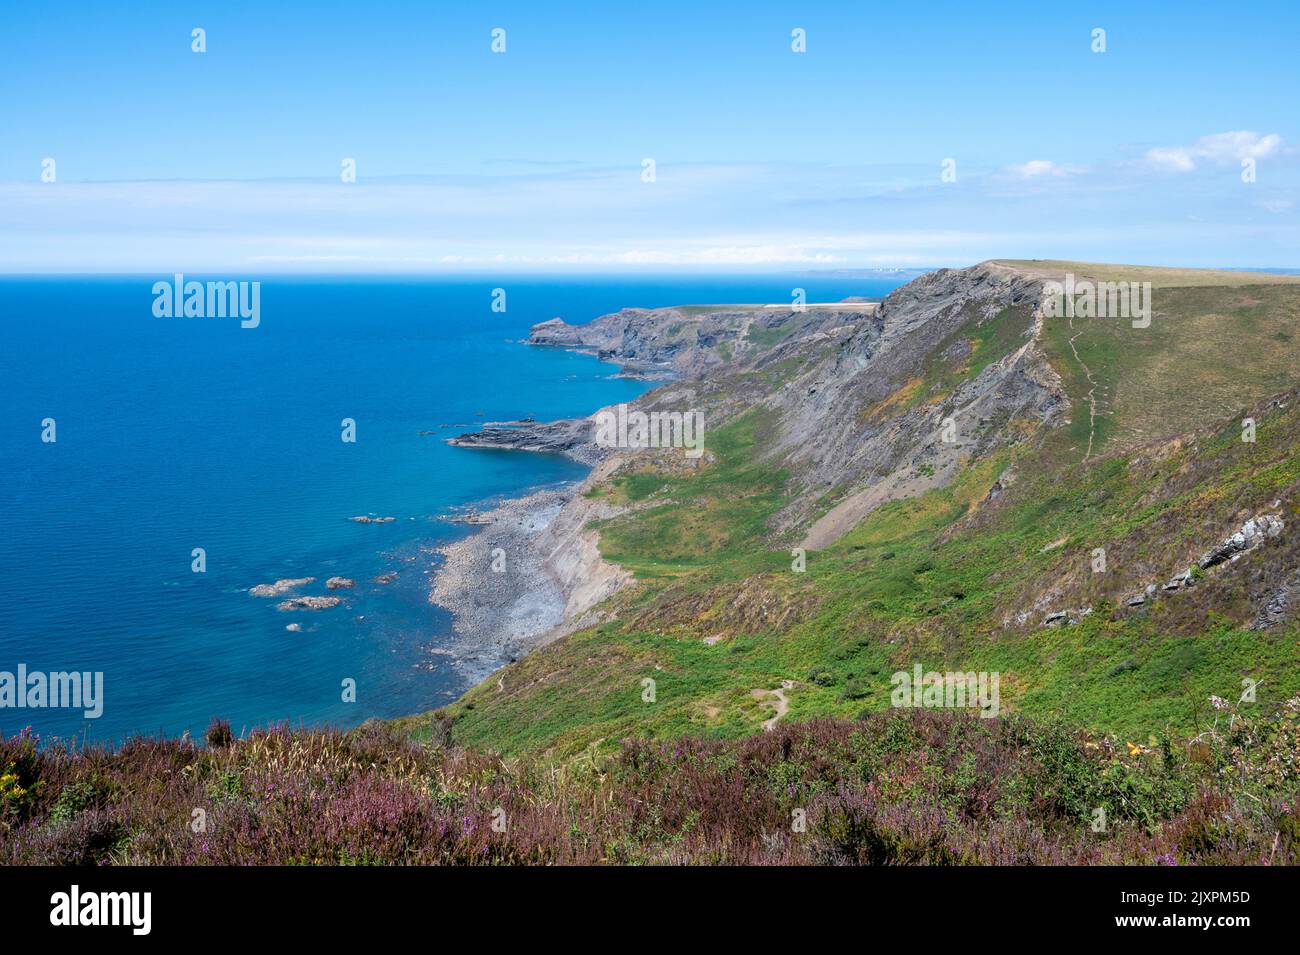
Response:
[0, 274, 907, 743]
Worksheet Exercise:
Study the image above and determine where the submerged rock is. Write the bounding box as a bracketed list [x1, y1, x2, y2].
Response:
[250, 577, 315, 597]
[277, 596, 342, 611]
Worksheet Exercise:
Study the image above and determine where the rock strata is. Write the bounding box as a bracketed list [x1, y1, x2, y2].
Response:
[1198, 514, 1283, 570]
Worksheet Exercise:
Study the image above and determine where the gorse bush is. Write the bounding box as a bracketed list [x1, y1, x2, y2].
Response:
[0, 728, 44, 824]
[0, 707, 1295, 865]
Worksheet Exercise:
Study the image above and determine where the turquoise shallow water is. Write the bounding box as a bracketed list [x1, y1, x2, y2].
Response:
[0, 274, 906, 743]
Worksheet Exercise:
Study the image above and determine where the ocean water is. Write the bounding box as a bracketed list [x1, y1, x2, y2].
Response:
[0, 274, 907, 743]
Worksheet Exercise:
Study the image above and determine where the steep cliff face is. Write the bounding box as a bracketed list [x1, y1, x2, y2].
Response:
[455, 266, 1070, 552]
[526, 266, 1064, 545]
[528, 302, 876, 379]
[435, 265, 1072, 660]
[535, 457, 634, 625]
[764, 264, 1067, 542]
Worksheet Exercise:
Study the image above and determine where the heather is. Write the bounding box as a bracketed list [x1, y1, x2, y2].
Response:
[2, 705, 1296, 865]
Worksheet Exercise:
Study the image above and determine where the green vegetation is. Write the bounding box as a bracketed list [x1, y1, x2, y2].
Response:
[745, 322, 795, 349]
[439, 278, 1300, 760]
[596, 410, 790, 580]
[9, 707, 1300, 865]
[904, 304, 1035, 411]
[1039, 284, 1300, 459]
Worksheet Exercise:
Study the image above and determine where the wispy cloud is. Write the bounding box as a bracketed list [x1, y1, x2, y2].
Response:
[1003, 160, 1086, 179]
[3, 138, 1297, 272]
[1145, 131, 1282, 172]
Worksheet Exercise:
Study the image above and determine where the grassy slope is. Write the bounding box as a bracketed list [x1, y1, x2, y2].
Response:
[1041, 283, 1300, 457]
[419, 274, 1300, 759]
[992, 259, 1300, 288]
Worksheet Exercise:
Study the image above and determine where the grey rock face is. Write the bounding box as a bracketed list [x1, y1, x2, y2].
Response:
[1041, 606, 1092, 627]
[788, 264, 1067, 543]
[1252, 571, 1299, 630]
[1114, 511, 1287, 621]
[472, 264, 1070, 551]
[447, 417, 606, 466]
[1198, 513, 1284, 569]
[528, 303, 871, 379]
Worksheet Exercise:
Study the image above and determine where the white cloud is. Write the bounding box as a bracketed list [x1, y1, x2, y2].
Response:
[1, 151, 1296, 271]
[1004, 160, 1084, 179]
[1145, 131, 1282, 172]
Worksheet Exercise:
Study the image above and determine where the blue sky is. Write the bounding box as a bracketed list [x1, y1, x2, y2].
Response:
[2, 0, 1297, 271]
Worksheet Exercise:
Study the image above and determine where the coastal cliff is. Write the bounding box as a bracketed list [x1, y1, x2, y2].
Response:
[433, 268, 1070, 661]
[527, 300, 877, 378]
[431, 260, 1300, 759]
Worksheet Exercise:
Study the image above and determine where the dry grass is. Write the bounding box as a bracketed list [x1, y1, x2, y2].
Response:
[991, 259, 1300, 288]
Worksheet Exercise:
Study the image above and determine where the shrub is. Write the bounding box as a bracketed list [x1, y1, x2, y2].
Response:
[1106, 659, 1139, 678]
[26, 810, 127, 865]
[205, 718, 234, 749]
[806, 668, 836, 686]
[0, 728, 45, 824]
[840, 677, 871, 701]
[1, 705, 1296, 866]
[49, 780, 99, 823]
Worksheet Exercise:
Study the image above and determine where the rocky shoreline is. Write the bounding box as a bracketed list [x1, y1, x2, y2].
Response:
[428, 460, 634, 680]
[445, 415, 604, 465]
[429, 489, 571, 673]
